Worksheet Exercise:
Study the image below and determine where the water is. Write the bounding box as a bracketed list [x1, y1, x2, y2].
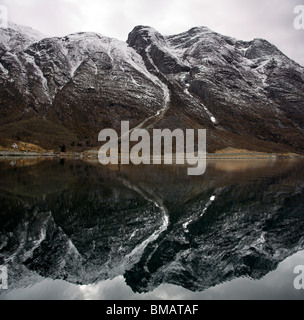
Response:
[0, 158, 304, 300]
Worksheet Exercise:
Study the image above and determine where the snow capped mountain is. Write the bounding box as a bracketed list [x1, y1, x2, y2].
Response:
[0, 23, 303, 153]
[0, 21, 46, 53]
[7, 21, 46, 40]
[127, 25, 304, 153]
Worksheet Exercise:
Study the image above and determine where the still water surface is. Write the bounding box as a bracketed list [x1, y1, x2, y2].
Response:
[0, 158, 304, 300]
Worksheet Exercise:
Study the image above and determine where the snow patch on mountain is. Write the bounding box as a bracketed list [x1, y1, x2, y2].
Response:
[8, 21, 47, 41]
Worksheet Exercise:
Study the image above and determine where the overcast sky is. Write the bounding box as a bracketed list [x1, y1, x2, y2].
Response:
[1, 0, 304, 66]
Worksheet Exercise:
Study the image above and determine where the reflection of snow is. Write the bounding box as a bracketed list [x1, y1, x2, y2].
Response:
[183, 195, 216, 232]
[121, 179, 169, 270]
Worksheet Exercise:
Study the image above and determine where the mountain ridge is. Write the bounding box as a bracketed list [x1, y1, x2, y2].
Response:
[0, 22, 303, 154]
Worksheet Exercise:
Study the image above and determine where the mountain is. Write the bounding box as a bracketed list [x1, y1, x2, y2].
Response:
[0, 23, 304, 153]
[0, 21, 46, 53]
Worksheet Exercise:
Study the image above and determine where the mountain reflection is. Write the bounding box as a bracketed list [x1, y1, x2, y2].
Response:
[0, 158, 304, 293]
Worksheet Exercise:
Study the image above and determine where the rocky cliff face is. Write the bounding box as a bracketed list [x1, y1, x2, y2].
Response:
[0, 23, 304, 153]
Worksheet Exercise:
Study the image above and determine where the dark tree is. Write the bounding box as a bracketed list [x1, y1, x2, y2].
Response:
[60, 145, 66, 153]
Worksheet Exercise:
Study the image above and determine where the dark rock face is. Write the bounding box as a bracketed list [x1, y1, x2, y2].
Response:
[0, 23, 304, 153]
[127, 26, 191, 75]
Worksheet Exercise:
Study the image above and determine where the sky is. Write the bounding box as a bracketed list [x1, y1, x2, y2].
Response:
[0, 0, 304, 66]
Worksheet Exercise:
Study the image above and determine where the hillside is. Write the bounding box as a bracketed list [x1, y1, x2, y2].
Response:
[0, 23, 303, 154]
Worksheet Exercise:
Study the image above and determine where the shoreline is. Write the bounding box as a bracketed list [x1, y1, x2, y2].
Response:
[0, 150, 303, 161]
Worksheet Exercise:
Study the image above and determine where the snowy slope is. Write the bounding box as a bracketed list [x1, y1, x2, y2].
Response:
[0, 21, 46, 53]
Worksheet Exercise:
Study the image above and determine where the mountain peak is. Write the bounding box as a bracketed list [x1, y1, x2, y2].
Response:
[187, 26, 213, 34]
[0, 21, 47, 53]
[128, 25, 164, 44]
[7, 21, 47, 41]
[131, 25, 160, 34]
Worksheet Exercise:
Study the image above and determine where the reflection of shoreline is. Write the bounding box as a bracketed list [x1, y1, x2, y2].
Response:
[1, 147, 303, 162]
[0, 156, 302, 181]
[1, 157, 302, 212]
[212, 159, 280, 172]
[82, 157, 303, 175]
